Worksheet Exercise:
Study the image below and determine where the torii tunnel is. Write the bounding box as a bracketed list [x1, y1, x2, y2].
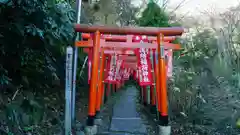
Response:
[67, 24, 184, 135]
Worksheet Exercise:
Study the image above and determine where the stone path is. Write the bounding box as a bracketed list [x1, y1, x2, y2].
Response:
[99, 87, 148, 135]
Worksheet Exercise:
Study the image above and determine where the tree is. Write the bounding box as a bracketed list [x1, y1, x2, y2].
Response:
[0, 0, 78, 134]
[82, 0, 138, 26]
[138, 2, 170, 27]
[115, 0, 138, 26]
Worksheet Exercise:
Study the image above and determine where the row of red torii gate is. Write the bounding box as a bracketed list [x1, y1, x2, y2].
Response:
[65, 24, 184, 135]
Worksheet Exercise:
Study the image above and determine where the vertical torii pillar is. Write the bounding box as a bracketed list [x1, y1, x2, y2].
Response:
[157, 33, 170, 135]
[85, 31, 100, 134]
[95, 47, 106, 125]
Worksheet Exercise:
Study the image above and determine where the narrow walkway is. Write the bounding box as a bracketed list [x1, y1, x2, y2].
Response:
[108, 86, 147, 135]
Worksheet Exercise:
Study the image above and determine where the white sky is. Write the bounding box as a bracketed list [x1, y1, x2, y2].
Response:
[133, 0, 240, 16]
[167, 0, 240, 15]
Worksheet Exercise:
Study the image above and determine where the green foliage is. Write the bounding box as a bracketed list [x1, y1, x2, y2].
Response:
[0, 0, 76, 88]
[178, 29, 218, 70]
[138, 2, 170, 27]
[136, 1, 240, 133]
[168, 29, 219, 116]
[137, 1, 181, 48]
[5, 98, 43, 133]
[0, 0, 80, 134]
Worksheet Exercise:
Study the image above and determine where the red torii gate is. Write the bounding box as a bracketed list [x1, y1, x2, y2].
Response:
[73, 24, 184, 135]
[79, 34, 178, 113]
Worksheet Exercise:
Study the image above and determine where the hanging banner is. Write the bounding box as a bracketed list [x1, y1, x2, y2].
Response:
[105, 54, 117, 83]
[115, 57, 123, 84]
[136, 48, 153, 86]
[103, 55, 109, 82]
[118, 68, 124, 82]
[165, 49, 173, 77]
[119, 63, 124, 81]
[127, 68, 131, 80]
[133, 35, 153, 86]
[122, 68, 131, 80]
[121, 60, 131, 81]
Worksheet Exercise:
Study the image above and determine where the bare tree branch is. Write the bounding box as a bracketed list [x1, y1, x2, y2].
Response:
[168, 0, 189, 15]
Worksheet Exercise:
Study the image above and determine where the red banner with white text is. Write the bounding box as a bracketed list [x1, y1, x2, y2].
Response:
[132, 35, 153, 86]
[105, 55, 117, 84]
[165, 49, 173, 77]
[115, 57, 123, 84]
[135, 48, 153, 86]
